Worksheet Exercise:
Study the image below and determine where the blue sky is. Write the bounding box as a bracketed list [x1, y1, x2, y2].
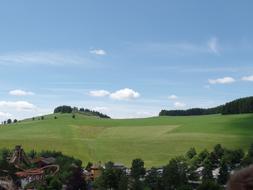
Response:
[0, 0, 253, 119]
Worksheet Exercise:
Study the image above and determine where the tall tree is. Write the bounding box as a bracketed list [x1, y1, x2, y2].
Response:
[162, 157, 188, 189]
[202, 157, 213, 181]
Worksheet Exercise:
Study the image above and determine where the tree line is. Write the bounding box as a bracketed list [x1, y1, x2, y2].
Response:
[159, 96, 253, 116]
[53, 105, 110, 118]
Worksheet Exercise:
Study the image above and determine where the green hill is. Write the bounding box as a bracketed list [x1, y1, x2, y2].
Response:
[0, 113, 253, 167]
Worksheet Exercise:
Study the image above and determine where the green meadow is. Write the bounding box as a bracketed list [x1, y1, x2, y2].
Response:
[0, 113, 253, 167]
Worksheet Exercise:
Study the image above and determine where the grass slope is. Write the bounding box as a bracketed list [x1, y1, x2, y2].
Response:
[0, 113, 253, 167]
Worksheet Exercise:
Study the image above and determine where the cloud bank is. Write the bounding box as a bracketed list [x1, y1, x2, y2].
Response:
[89, 88, 140, 100]
[89, 49, 107, 55]
[0, 101, 36, 111]
[9, 89, 35, 96]
[208, 77, 235, 84]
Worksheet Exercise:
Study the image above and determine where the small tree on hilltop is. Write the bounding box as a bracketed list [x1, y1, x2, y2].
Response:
[7, 119, 12, 124]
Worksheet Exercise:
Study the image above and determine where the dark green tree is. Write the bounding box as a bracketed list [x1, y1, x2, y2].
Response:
[162, 157, 188, 189]
[131, 159, 145, 190]
[131, 159, 146, 180]
[197, 180, 221, 190]
[213, 144, 224, 159]
[145, 168, 162, 190]
[7, 118, 12, 124]
[217, 158, 229, 185]
[186, 148, 197, 159]
[202, 158, 213, 181]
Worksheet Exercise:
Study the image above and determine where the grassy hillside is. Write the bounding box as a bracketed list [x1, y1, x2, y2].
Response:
[0, 113, 253, 167]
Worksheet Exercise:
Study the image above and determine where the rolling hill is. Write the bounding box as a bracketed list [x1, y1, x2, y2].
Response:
[1, 113, 253, 167]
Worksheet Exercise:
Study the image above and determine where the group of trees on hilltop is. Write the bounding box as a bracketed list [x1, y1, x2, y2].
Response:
[159, 106, 223, 116]
[54, 105, 110, 118]
[79, 108, 110, 118]
[160, 96, 253, 116]
[222, 96, 253, 115]
[1, 118, 18, 125]
[54, 105, 73, 113]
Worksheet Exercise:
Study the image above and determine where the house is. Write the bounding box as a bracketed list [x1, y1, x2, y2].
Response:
[31, 157, 56, 167]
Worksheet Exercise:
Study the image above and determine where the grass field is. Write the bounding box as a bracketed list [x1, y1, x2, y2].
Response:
[0, 113, 253, 167]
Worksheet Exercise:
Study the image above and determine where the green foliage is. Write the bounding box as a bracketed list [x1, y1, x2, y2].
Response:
[186, 147, 197, 159]
[222, 149, 244, 169]
[79, 108, 111, 118]
[217, 158, 229, 185]
[202, 157, 213, 180]
[162, 157, 188, 189]
[198, 149, 209, 163]
[54, 105, 110, 118]
[145, 168, 162, 190]
[95, 161, 128, 190]
[160, 96, 253, 116]
[197, 180, 222, 190]
[213, 144, 224, 159]
[222, 96, 253, 115]
[131, 159, 146, 180]
[159, 106, 223, 116]
[7, 118, 12, 124]
[54, 105, 73, 113]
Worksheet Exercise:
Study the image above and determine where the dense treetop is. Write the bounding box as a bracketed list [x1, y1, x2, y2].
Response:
[54, 105, 110, 118]
[160, 96, 253, 116]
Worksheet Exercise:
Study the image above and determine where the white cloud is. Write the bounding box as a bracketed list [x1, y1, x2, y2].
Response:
[89, 90, 110, 97]
[9, 89, 35, 96]
[0, 101, 36, 111]
[0, 51, 93, 66]
[0, 112, 12, 118]
[208, 77, 235, 84]
[242, 75, 253, 81]
[110, 88, 140, 100]
[130, 37, 221, 56]
[89, 49, 107, 55]
[174, 101, 186, 109]
[207, 37, 219, 54]
[168, 94, 178, 100]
